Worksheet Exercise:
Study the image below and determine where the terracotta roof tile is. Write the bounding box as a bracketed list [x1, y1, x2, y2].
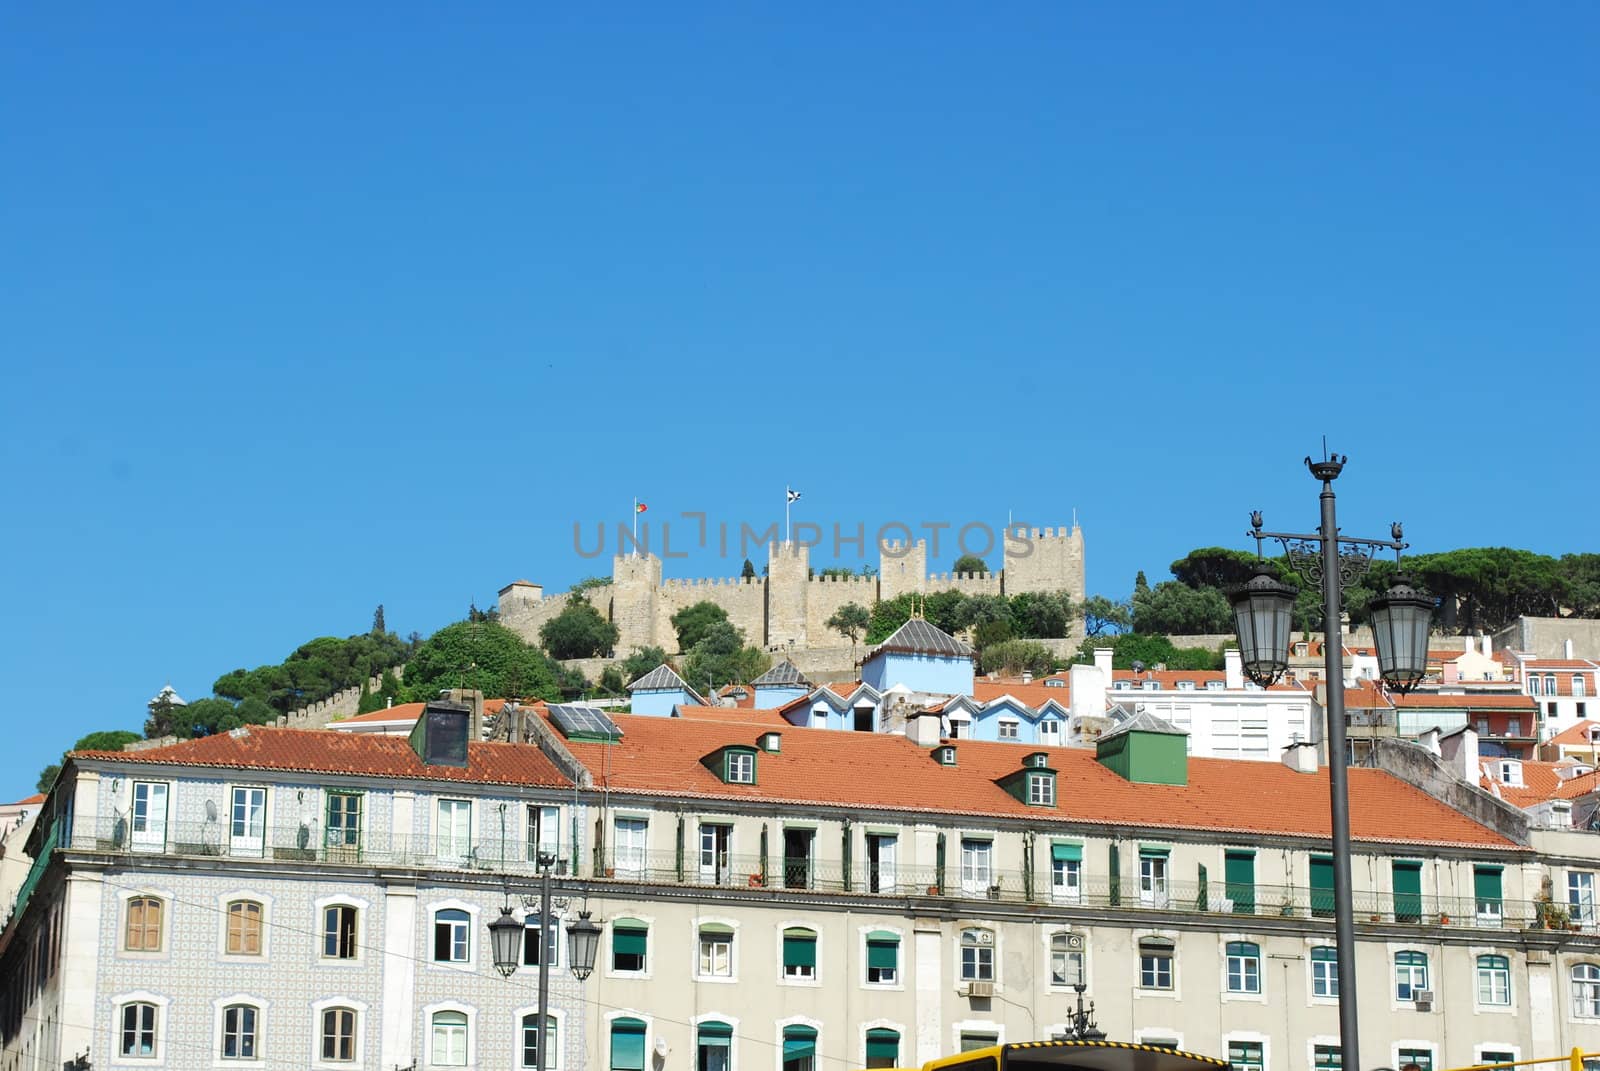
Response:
[1393, 693, 1537, 710]
[72, 725, 570, 788]
[670, 705, 791, 727]
[1545, 720, 1600, 747]
[560, 714, 1516, 849]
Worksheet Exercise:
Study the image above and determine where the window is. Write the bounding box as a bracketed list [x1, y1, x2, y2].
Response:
[437, 799, 472, 864]
[1545, 675, 1559, 694]
[523, 916, 559, 968]
[226, 900, 263, 955]
[865, 1029, 900, 1070]
[1480, 1054, 1516, 1069]
[1570, 872, 1596, 924]
[1477, 954, 1510, 1006]
[1395, 951, 1429, 1001]
[697, 1021, 732, 1071]
[1577, 676, 1589, 697]
[612, 919, 648, 973]
[1040, 720, 1061, 742]
[960, 1032, 999, 1052]
[783, 927, 818, 980]
[323, 905, 358, 959]
[120, 1002, 157, 1057]
[319, 1007, 356, 1062]
[527, 804, 561, 867]
[1050, 843, 1082, 903]
[783, 1025, 817, 1071]
[866, 931, 899, 984]
[1311, 946, 1338, 998]
[1573, 963, 1600, 1017]
[783, 828, 815, 889]
[960, 927, 995, 981]
[947, 721, 966, 740]
[700, 823, 733, 886]
[866, 834, 897, 894]
[431, 1010, 468, 1067]
[1508, 718, 1522, 737]
[1139, 848, 1170, 907]
[615, 818, 648, 878]
[698, 924, 732, 978]
[1228, 1041, 1263, 1071]
[125, 896, 163, 952]
[221, 1004, 259, 1060]
[1027, 773, 1055, 806]
[1225, 942, 1261, 994]
[1313, 1046, 1341, 1071]
[960, 838, 993, 895]
[727, 750, 755, 783]
[433, 909, 471, 963]
[1138, 937, 1174, 990]
[1049, 932, 1084, 988]
[131, 781, 169, 852]
[998, 720, 1019, 739]
[610, 1018, 647, 1071]
[522, 1014, 557, 1070]
[230, 787, 267, 856]
[326, 793, 361, 856]
[1530, 676, 1544, 696]
[694, 1018, 732, 1069]
[1397, 1049, 1433, 1071]
[1475, 865, 1504, 923]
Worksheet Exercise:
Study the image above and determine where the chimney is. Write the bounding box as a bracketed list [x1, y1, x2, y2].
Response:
[1438, 726, 1480, 783]
[1567, 639, 1576, 660]
[1021, 670, 1034, 685]
[907, 708, 943, 748]
[1418, 726, 1442, 756]
[1481, 634, 1492, 657]
[1224, 648, 1244, 690]
[1093, 648, 1113, 678]
[1281, 740, 1318, 774]
[1069, 663, 1108, 722]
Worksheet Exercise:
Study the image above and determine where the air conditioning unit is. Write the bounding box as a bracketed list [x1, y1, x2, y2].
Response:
[1413, 990, 1434, 1012]
[966, 981, 995, 998]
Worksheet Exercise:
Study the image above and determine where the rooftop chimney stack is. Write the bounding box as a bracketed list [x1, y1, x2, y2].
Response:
[906, 708, 943, 748]
[1224, 648, 1244, 690]
[1281, 740, 1318, 774]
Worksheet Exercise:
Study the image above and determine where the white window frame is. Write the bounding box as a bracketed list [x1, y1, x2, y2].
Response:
[1223, 939, 1263, 1001]
[114, 991, 169, 1064]
[693, 916, 739, 984]
[606, 914, 654, 980]
[866, 833, 897, 894]
[309, 997, 366, 1069]
[314, 895, 368, 964]
[958, 927, 996, 984]
[527, 804, 560, 868]
[212, 994, 267, 1067]
[1139, 854, 1170, 908]
[424, 1002, 474, 1069]
[427, 899, 479, 972]
[1570, 871, 1596, 924]
[727, 751, 755, 783]
[1050, 855, 1081, 903]
[1308, 944, 1338, 1002]
[1475, 953, 1512, 1009]
[118, 888, 173, 959]
[514, 1006, 567, 1071]
[777, 1015, 824, 1071]
[1393, 949, 1430, 1004]
[861, 926, 904, 990]
[779, 923, 821, 986]
[216, 890, 273, 959]
[960, 839, 993, 895]
[436, 798, 473, 866]
[1027, 774, 1055, 806]
[604, 1010, 655, 1071]
[130, 781, 170, 853]
[614, 816, 648, 878]
[1572, 962, 1600, 1018]
[1223, 1034, 1268, 1071]
[229, 786, 268, 857]
[1046, 931, 1086, 990]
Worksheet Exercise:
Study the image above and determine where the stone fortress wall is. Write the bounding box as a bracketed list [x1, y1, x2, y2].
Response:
[498, 524, 1086, 660]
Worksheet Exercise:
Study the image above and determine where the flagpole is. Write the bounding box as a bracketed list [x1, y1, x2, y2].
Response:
[633, 497, 639, 557]
[785, 487, 791, 546]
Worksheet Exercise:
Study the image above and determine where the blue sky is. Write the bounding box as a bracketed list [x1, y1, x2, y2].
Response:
[2, 4, 1596, 798]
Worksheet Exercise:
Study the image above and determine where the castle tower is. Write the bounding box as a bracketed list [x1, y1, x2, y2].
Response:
[877, 539, 928, 602]
[1002, 523, 1086, 600]
[765, 541, 810, 650]
[611, 552, 664, 654]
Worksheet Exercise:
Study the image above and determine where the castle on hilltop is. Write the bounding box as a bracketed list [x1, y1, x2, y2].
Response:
[498, 525, 1085, 663]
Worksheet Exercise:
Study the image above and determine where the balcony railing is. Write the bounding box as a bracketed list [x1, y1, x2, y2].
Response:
[60, 818, 1570, 934]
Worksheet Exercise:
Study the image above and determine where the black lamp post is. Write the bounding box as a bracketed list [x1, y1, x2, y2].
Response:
[488, 856, 605, 1071]
[1064, 980, 1105, 1042]
[1226, 454, 1435, 1071]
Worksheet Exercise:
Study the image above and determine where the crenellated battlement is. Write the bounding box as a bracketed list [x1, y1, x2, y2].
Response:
[661, 576, 764, 590]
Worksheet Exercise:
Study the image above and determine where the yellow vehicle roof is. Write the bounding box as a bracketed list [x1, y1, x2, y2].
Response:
[923, 1040, 1229, 1071]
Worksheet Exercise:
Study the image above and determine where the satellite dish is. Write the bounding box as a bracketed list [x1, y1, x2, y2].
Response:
[1131, 660, 1146, 674]
[204, 799, 218, 822]
[654, 1038, 671, 1057]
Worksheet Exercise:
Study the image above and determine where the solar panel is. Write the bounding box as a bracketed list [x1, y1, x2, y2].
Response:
[549, 704, 624, 740]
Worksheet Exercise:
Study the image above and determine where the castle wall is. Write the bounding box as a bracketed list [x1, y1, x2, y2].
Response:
[923, 572, 1004, 598]
[1002, 525, 1086, 600]
[877, 539, 928, 601]
[610, 554, 662, 655]
[765, 541, 811, 649]
[654, 575, 766, 655]
[802, 572, 880, 647]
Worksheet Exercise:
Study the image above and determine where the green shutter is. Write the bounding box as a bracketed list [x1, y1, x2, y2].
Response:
[613, 926, 647, 957]
[612, 1019, 646, 1071]
[1225, 851, 1256, 914]
[783, 1028, 817, 1060]
[1310, 855, 1335, 918]
[1052, 843, 1082, 862]
[699, 1022, 733, 1046]
[1475, 866, 1503, 905]
[1196, 862, 1208, 911]
[936, 832, 947, 895]
[1139, 844, 1171, 858]
[760, 824, 769, 886]
[1109, 843, 1121, 906]
[1393, 860, 1423, 922]
[843, 824, 853, 893]
[867, 938, 898, 969]
[866, 1030, 899, 1062]
[784, 930, 817, 967]
[675, 816, 685, 882]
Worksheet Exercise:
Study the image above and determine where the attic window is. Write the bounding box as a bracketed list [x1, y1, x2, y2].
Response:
[1114, 681, 1132, 691]
[1206, 681, 1224, 691]
[1024, 752, 1050, 768]
[936, 746, 957, 767]
[1045, 679, 1065, 688]
[1176, 681, 1194, 691]
[1295, 643, 1309, 657]
[1027, 771, 1056, 807]
[1142, 681, 1159, 692]
[720, 748, 757, 785]
[760, 732, 782, 753]
[1497, 760, 1522, 786]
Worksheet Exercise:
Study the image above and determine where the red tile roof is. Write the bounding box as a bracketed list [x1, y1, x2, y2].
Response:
[72, 725, 571, 788]
[670, 705, 791, 727]
[971, 681, 1072, 708]
[334, 698, 509, 725]
[559, 713, 1516, 849]
[10, 794, 45, 806]
[1545, 720, 1600, 747]
[1479, 759, 1600, 808]
[1525, 660, 1597, 670]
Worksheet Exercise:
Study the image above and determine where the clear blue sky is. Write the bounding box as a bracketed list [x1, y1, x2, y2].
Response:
[2, 4, 1596, 799]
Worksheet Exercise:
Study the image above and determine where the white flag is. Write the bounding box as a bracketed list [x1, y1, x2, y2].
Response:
[787, 488, 802, 503]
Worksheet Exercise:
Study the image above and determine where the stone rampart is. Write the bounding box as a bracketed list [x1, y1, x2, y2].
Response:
[654, 576, 766, 656]
[282, 669, 396, 729]
[803, 573, 879, 647]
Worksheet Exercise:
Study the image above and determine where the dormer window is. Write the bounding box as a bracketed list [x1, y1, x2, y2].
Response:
[1024, 752, 1050, 768]
[1142, 681, 1159, 691]
[1206, 681, 1224, 691]
[1114, 681, 1132, 691]
[1027, 772, 1056, 807]
[1045, 679, 1065, 688]
[1497, 760, 1523, 786]
[935, 746, 957, 767]
[704, 746, 759, 785]
[1176, 681, 1195, 691]
[1295, 643, 1309, 657]
[760, 732, 782, 753]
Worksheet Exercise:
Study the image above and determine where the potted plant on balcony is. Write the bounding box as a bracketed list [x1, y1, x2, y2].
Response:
[1535, 899, 1570, 930]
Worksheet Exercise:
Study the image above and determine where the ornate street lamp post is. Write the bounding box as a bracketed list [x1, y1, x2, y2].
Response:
[488, 855, 605, 1071]
[1226, 454, 1434, 1071]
